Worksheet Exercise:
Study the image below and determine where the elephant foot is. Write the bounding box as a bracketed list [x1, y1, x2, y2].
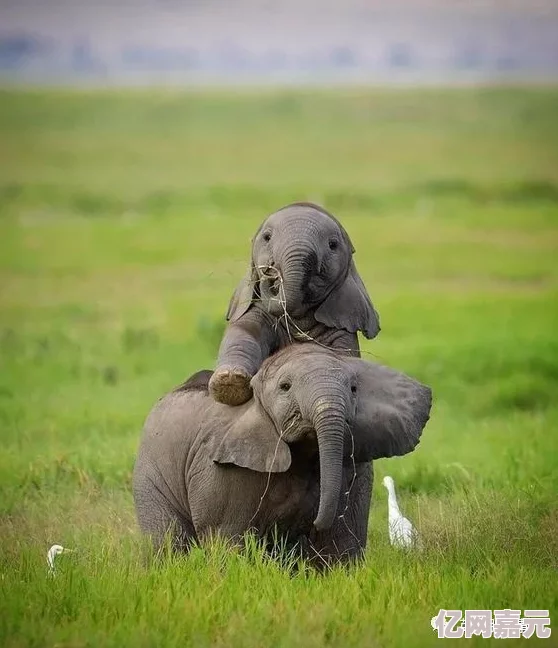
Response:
[209, 366, 253, 406]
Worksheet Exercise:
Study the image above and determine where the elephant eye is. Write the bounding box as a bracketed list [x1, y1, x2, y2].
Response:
[262, 231, 272, 242]
[328, 239, 338, 251]
[351, 384, 357, 394]
[279, 380, 291, 392]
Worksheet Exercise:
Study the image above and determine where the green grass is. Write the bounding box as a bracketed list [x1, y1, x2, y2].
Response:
[1, 86, 558, 647]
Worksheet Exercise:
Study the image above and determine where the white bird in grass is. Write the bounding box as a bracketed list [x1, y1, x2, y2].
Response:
[382, 476, 419, 549]
[47, 544, 74, 576]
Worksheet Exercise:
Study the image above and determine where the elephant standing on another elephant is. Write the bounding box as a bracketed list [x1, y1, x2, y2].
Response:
[133, 344, 432, 568]
[208, 202, 381, 407]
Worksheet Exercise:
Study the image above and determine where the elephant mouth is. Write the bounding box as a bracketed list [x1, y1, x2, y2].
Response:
[281, 411, 309, 441]
[259, 273, 286, 315]
[276, 412, 319, 458]
[267, 279, 281, 297]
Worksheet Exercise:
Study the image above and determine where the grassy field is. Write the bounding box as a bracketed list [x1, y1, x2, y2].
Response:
[0, 87, 557, 647]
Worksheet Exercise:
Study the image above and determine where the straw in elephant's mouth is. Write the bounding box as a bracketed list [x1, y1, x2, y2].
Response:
[268, 280, 280, 297]
[258, 266, 283, 298]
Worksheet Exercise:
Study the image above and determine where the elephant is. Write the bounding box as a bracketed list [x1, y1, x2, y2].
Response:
[208, 202, 381, 407]
[133, 343, 432, 568]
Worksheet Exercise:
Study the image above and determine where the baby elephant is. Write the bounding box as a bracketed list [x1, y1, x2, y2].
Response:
[208, 202, 380, 406]
[133, 344, 432, 568]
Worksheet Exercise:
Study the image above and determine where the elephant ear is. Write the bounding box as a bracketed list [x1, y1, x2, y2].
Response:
[314, 260, 380, 339]
[211, 402, 291, 473]
[349, 358, 432, 462]
[226, 265, 260, 323]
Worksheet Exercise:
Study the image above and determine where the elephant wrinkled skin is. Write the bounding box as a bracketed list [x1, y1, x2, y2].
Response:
[133, 344, 432, 568]
[208, 202, 381, 406]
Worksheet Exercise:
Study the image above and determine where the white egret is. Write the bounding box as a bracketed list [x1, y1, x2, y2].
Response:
[47, 544, 74, 575]
[382, 475, 419, 548]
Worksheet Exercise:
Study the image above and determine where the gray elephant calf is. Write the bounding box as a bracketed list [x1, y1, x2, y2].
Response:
[208, 202, 381, 406]
[133, 344, 432, 567]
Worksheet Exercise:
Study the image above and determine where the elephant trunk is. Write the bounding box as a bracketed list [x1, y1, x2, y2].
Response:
[274, 244, 319, 315]
[311, 398, 347, 532]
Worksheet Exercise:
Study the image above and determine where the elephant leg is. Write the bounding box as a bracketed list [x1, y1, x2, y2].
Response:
[306, 462, 372, 568]
[133, 473, 197, 556]
[330, 330, 361, 358]
[188, 469, 273, 553]
[318, 328, 361, 358]
[209, 310, 276, 406]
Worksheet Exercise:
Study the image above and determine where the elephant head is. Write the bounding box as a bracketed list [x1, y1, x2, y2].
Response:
[211, 344, 432, 532]
[226, 202, 380, 338]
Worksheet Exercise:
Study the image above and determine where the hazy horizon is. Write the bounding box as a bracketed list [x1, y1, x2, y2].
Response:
[1, 0, 557, 86]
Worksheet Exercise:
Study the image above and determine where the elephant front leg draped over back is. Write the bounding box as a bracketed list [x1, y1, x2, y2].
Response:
[211, 308, 362, 406]
[210, 309, 277, 406]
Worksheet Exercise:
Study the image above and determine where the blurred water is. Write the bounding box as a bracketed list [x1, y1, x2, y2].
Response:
[1, 0, 557, 86]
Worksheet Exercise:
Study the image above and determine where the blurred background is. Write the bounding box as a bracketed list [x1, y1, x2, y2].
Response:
[1, 0, 558, 87]
[1, 2, 557, 647]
